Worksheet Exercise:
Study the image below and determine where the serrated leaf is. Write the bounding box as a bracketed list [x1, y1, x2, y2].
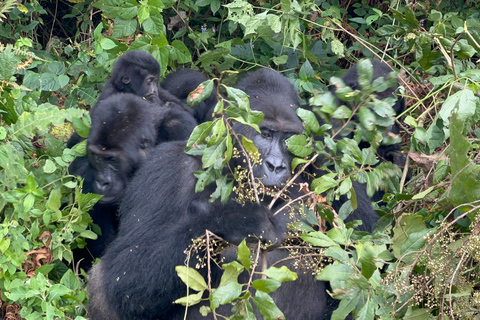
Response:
[175, 266, 208, 292]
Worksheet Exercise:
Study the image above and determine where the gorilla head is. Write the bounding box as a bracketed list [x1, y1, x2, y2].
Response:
[233, 69, 304, 187]
[86, 93, 156, 204]
[104, 50, 160, 101]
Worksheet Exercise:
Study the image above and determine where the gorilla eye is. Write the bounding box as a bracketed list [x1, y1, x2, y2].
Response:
[122, 76, 130, 84]
[261, 131, 272, 139]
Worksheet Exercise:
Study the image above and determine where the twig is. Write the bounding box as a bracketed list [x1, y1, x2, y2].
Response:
[224, 119, 260, 204]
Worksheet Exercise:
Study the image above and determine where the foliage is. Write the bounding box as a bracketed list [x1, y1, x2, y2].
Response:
[1, 0, 480, 319]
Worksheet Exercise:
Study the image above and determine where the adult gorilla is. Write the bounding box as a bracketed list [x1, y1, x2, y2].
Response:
[160, 68, 218, 123]
[70, 93, 158, 269]
[87, 69, 377, 319]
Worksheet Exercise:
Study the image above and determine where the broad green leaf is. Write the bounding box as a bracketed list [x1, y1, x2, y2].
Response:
[241, 135, 259, 160]
[185, 121, 215, 151]
[331, 296, 360, 320]
[252, 278, 282, 293]
[448, 113, 480, 206]
[356, 297, 375, 320]
[187, 80, 215, 107]
[301, 231, 337, 247]
[0, 45, 20, 81]
[112, 16, 137, 37]
[237, 239, 251, 271]
[210, 281, 242, 310]
[356, 242, 376, 279]
[175, 266, 208, 292]
[316, 264, 356, 283]
[399, 229, 430, 264]
[48, 284, 71, 300]
[324, 247, 350, 264]
[392, 215, 426, 259]
[312, 173, 338, 194]
[286, 135, 313, 158]
[252, 291, 285, 320]
[263, 266, 297, 282]
[296, 108, 321, 135]
[219, 261, 244, 287]
[357, 106, 376, 131]
[202, 138, 226, 168]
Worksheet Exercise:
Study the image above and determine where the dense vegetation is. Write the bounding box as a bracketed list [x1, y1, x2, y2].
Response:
[1, 0, 480, 319]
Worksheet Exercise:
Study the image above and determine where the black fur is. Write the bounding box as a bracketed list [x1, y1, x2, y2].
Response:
[161, 68, 218, 123]
[87, 69, 378, 319]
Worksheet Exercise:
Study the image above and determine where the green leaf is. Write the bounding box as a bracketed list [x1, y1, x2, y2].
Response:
[262, 266, 297, 282]
[187, 80, 215, 107]
[296, 108, 321, 135]
[170, 40, 192, 64]
[252, 279, 281, 293]
[356, 297, 375, 320]
[324, 246, 350, 264]
[399, 229, 430, 263]
[210, 281, 242, 311]
[112, 16, 137, 37]
[356, 242, 376, 279]
[241, 135, 259, 160]
[0, 45, 20, 81]
[80, 230, 98, 240]
[302, 231, 338, 247]
[438, 89, 476, 127]
[331, 296, 360, 320]
[174, 290, 204, 306]
[185, 121, 215, 151]
[100, 37, 117, 50]
[237, 239, 251, 271]
[448, 113, 480, 206]
[219, 261, 244, 287]
[252, 291, 285, 320]
[175, 266, 208, 292]
[357, 106, 376, 131]
[316, 264, 356, 284]
[48, 284, 72, 300]
[403, 308, 435, 319]
[392, 215, 426, 260]
[286, 135, 312, 158]
[312, 173, 338, 194]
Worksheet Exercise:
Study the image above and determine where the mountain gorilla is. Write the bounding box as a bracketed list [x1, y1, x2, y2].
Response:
[70, 93, 158, 269]
[332, 60, 405, 164]
[87, 69, 378, 319]
[160, 68, 218, 123]
[67, 51, 197, 148]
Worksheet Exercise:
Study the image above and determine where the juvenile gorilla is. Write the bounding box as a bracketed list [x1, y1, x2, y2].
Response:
[160, 68, 218, 123]
[67, 51, 197, 148]
[70, 93, 158, 268]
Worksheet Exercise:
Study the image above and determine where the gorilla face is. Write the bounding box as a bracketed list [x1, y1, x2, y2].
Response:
[87, 93, 156, 205]
[234, 69, 304, 187]
[109, 51, 161, 101]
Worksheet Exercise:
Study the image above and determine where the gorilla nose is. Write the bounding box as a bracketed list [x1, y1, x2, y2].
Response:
[95, 179, 111, 194]
[265, 157, 286, 174]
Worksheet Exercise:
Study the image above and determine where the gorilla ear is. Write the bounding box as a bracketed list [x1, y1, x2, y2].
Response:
[122, 76, 130, 84]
